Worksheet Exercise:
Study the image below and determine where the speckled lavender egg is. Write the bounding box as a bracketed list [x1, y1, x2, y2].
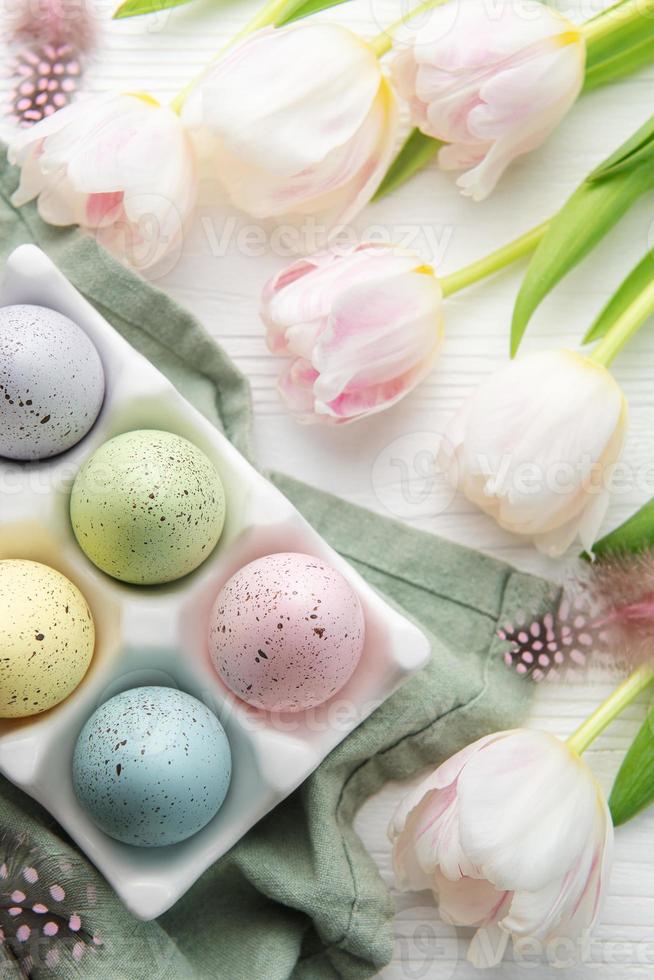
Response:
[209, 553, 366, 712]
[0, 560, 95, 718]
[70, 430, 226, 585]
[0, 304, 105, 461]
[72, 686, 232, 847]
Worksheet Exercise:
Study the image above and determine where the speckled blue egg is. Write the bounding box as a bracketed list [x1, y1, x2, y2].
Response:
[0, 304, 105, 461]
[72, 686, 232, 847]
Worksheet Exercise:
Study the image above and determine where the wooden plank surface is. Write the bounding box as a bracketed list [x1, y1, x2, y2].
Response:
[3, 0, 654, 973]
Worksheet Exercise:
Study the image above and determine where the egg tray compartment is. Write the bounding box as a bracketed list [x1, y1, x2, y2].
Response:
[0, 245, 431, 921]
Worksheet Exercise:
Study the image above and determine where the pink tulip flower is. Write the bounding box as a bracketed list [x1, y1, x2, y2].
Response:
[261, 243, 444, 423]
[392, 0, 586, 200]
[9, 93, 197, 272]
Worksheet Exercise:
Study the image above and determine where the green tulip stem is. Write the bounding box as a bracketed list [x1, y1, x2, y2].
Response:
[566, 664, 654, 756]
[439, 220, 550, 298]
[582, 0, 654, 47]
[169, 0, 292, 113]
[370, 0, 449, 58]
[590, 276, 654, 367]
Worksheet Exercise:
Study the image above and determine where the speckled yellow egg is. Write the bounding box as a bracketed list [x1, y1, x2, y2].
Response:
[0, 560, 95, 719]
[70, 430, 226, 585]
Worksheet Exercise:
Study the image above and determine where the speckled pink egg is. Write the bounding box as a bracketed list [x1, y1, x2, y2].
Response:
[209, 552, 365, 712]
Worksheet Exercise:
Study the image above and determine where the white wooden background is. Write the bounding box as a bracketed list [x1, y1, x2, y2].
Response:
[4, 0, 654, 974]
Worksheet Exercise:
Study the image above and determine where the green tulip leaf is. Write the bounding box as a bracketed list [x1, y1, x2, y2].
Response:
[583, 250, 654, 344]
[276, 0, 351, 24]
[373, 129, 442, 202]
[592, 497, 654, 558]
[510, 152, 654, 356]
[113, 0, 193, 17]
[588, 114, 654, 180]
[609, 703, 654, 826]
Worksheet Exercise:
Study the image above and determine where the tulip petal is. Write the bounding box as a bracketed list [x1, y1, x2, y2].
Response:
[502, 794, 613, 943]
[35, 96, 134, 179]
[8, 99, 94, 166]
[469, 42, 584, 144]
[566, 798, 613, 935]
[437, 141, 487, 174]
[295, 80, 397, 230]
[8, 93, 197, 272]
[457, 42, 584, 199]
[389, 733, 502, 840]
[10, 147, 49, 208]
[392, 783, 459, 890]
[533, 487, 610, 558]
[262, 244, 422, 356]
[457, 731, 603, 892]
[391, 735, 511, 889]
[389, 728, 613, 969]
[444, 350, 627, 551]
[208, 81, 396, 227]
[188, 24, 382, 175]
[278, 358, 320, 421]
[265, 243, 442, 422]
[397, 782, 479, 885]
[391, 50, 429, 130]
[435, 871, 510, 928]
[36, 172, 87, 226]
[184, 24, 397, 230]
[392, 0, 585, 198]
[467, 923, 510, 969]
[314, 269, 443, 399]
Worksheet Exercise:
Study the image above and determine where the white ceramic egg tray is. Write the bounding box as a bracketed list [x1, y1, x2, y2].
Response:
[0, 244, 431, 921]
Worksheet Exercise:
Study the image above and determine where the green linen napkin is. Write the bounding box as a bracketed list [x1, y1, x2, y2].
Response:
[0, 148, 550, 980]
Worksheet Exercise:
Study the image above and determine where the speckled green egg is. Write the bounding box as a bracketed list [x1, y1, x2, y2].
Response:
[70, 430, 226, 585]
[0, 560, 95, 718]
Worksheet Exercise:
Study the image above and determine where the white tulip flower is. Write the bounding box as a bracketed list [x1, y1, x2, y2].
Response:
[183, 22, 397, 234]
[390, 729, 613, 968]
[439, 350, 628, 556]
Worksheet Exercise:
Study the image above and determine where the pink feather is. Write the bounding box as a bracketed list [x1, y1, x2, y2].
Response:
[581, 549, 654, 664]
[499, 549, 654, 682]
[6, 0, 96, 127]
[0, 831, 100, 977]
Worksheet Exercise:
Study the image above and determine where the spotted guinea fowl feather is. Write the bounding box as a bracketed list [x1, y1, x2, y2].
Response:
[0, 831, 100, 976]
[499, 550, 654, 682]
[6, 0, 96, 127]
